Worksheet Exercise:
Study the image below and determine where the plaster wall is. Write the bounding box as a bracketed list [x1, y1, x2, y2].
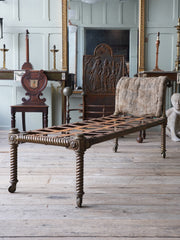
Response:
[0, 0, 62, 130]
[0, 0, 180, 128]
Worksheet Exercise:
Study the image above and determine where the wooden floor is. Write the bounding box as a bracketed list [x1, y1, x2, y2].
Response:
[0, 130, 180, 239]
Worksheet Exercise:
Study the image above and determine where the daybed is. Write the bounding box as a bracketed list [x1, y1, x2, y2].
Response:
[8, 76, 168, 207]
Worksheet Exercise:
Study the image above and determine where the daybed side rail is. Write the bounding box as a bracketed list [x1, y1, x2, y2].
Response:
[10, 115, 166, 149]
[87, 117, 166, 146]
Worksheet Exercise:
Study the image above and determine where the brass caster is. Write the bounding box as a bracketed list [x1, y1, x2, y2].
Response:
[161, 152, 166, 158]
[113, 145, 118, 153]
[8, 184, 16, 193]
[76, 196, 82, 208]
[136, 136, 143, 143]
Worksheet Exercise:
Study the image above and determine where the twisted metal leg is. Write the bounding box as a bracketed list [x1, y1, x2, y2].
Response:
[8, 129, 19, 193]
[161, 122, 166, 158]
[75, 134, 85, 208]
[75, 150, 84, 207]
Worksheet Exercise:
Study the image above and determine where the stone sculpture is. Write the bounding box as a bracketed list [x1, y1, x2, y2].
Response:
[166, 93, 180, 141]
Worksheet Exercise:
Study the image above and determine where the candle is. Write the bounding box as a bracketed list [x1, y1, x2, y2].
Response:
[178, 18, 180, 26]
[157, 32, 160, 41]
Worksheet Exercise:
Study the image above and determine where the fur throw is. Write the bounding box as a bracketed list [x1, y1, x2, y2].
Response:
[114, 76, 167, 117]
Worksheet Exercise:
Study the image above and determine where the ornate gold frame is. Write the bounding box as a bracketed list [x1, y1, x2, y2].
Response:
[62, 0, 68, 71]
[138, 0, 145, 73]
[61, 0, 145, 73]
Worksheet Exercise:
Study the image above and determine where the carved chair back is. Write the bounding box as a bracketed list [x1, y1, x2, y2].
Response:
[82, 43, 127, 119]
[21, 70, 48, 105]
[11, 70, 48, 131]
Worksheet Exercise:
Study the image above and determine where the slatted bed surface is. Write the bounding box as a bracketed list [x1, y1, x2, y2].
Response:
[17, 115, 165, 145]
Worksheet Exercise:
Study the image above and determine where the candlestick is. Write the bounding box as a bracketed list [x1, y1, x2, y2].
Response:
[153, 32, 163, 71]
[0, 44, 9, 70]
[50, 45, 59, 70]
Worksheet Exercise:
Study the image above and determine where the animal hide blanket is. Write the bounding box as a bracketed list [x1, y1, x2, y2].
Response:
[114, 76, 167, 117]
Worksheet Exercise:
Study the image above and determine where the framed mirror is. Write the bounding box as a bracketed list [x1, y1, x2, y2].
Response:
[65, 0, 145, 82]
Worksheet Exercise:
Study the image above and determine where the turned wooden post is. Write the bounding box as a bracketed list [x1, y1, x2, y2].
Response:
[22, 30, 33, 70]
[153, 32, 163, 71]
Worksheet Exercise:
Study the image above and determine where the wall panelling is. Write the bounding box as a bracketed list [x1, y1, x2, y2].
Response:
[0, 0, 62, 130]
[145, 0, 178, 71]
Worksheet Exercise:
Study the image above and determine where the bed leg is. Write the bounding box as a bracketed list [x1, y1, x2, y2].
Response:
[75, 134, 85, 208]
[137, 130, 143, 143]
[161, 122, 166, 158]
[143, 130, 146, 139]
[113, 137, 118, 152]
[8, 128, 19, 193]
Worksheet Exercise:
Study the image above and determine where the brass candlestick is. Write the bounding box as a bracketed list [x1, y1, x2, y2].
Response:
[175, 18, 180, 72]
[153, 32, 163, 71]
[0, 44, 9, 70]
[50, 45, 59, 70]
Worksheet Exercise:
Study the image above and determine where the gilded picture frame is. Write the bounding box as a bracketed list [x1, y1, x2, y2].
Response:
[62, 0, 68, 71]
[138, 0, 145, 73]
[61, 0, 145, 73]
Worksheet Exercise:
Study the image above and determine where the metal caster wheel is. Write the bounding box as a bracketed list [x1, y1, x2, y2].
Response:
[8, 184, 16, 193]
[161, 152, 166, 158]
[76, 197, 82, 208]
[136, 136, 143, 143]
[113, 145, 118, 153]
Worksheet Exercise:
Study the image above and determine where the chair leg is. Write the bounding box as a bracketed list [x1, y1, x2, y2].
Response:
[11, 112, 16, 128]
[22, 112, 26, 131]
[43, 112, 48, 128]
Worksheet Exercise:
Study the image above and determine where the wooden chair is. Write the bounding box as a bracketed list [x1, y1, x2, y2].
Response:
[82, 43, 127, 120]
[11, 70, 48, 131]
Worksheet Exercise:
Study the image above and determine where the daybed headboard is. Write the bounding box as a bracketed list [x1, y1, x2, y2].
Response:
[114, 76, 168, 117]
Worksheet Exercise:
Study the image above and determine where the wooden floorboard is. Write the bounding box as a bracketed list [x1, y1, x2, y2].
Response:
[0, 130, 180, 239]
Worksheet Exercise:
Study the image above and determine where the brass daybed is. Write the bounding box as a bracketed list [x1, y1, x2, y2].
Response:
[8, 76, 168, 207]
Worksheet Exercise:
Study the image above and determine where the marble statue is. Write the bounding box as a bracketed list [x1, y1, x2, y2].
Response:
[166, 93, 180, 141]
